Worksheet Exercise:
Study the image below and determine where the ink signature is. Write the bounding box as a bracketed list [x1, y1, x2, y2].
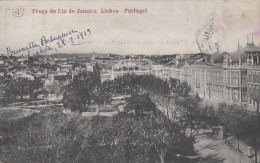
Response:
[5, 29, 91, 56]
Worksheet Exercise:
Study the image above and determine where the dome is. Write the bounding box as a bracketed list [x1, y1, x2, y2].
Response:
[210, 52, 224, 63]
[230, 50, 247, 63]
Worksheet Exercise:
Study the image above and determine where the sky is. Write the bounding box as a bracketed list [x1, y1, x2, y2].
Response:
[0, 0, 260, 56]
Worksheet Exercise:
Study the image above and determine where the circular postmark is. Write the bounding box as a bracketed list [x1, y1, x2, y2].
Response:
[13, 6, 24, 17]
[196, 13, 218, 55]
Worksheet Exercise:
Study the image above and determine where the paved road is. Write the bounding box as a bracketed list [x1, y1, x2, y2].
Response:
[194, 136, 260, 163]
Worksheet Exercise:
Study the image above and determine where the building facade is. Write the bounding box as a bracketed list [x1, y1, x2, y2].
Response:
[184, 64, 248, 107]
[111, 59, 152, 80]
[176, 42, 260, 113]
[247, 67, 260, 112]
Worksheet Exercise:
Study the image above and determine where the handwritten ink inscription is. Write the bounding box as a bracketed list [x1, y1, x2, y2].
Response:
[5, 29, 91, 56]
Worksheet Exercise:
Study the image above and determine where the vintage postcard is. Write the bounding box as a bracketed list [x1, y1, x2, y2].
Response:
[0, 0, 260, 163]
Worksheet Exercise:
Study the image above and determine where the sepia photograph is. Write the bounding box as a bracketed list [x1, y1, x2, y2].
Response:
[0, 0, 260, 162]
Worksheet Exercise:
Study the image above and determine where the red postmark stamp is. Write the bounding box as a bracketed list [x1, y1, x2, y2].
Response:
[13, 6, 24, 17]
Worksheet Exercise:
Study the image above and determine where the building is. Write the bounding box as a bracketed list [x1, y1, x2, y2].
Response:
[184, 64, 247, 107]
[154, 39, 260, 113]
[111, 59, 152, 80]
[247, 67, 260, 112]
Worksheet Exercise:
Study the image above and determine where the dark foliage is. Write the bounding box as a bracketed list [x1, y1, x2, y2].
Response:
[125, 94, 157, 117]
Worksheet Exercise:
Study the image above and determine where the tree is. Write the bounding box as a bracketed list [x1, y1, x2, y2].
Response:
[93, 62, 101, 85]
[169, 79, 190, 98]
[3, 110, 92, 163]
[28, 78, 44, 100]
[249, 87, 260, 114]
[150, 94, 179, 121]
[137, 75, 169, 95]
[175, 93, 210, 143]
[89, 113, 149, 163]
[62, 84, 89, 112]
[46, 81, 66, 100]
[139, 113, 194, 163]
[73, 71, 100, 105]
[241, 115, 260, 163]
[215, 103, 237, 142]
[0, 76, 18, 105]
[113, 74, 139, 95]
[125, 94, 157, 117]
[91, 83, 112, 114]
[248, 84, 260, 163]
[229, 109, 250, 150]
[62, 71, 100, 112]
[16, 77, 30, 101]
[102, 80, 117, 96]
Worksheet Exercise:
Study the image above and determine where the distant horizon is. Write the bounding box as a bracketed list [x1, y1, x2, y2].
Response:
[2, 51, 207, 57]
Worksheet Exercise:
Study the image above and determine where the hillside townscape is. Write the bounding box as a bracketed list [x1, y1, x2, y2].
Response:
[0, 38, 260, 163]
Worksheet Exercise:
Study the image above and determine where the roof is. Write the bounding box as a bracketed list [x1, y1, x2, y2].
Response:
[230, 50, 246, 62]
[210, 52, 224, 63]
[241, 43, 260, 52]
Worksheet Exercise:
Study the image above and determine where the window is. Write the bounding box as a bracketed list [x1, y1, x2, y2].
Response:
[256, 86, 259, 95]
[207, 73, 210, 82]
[233, 74, 238, 85]
[248, 72, 251, 82]
[242, 89, 247, 101]
[227, 73, 230, 84]
[217, 87, 220, 97]
[221, 88, 224, 98]
[242, 74, 247, 85]
[233, 89, 239, 101]
[217, 73, 220, 83]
